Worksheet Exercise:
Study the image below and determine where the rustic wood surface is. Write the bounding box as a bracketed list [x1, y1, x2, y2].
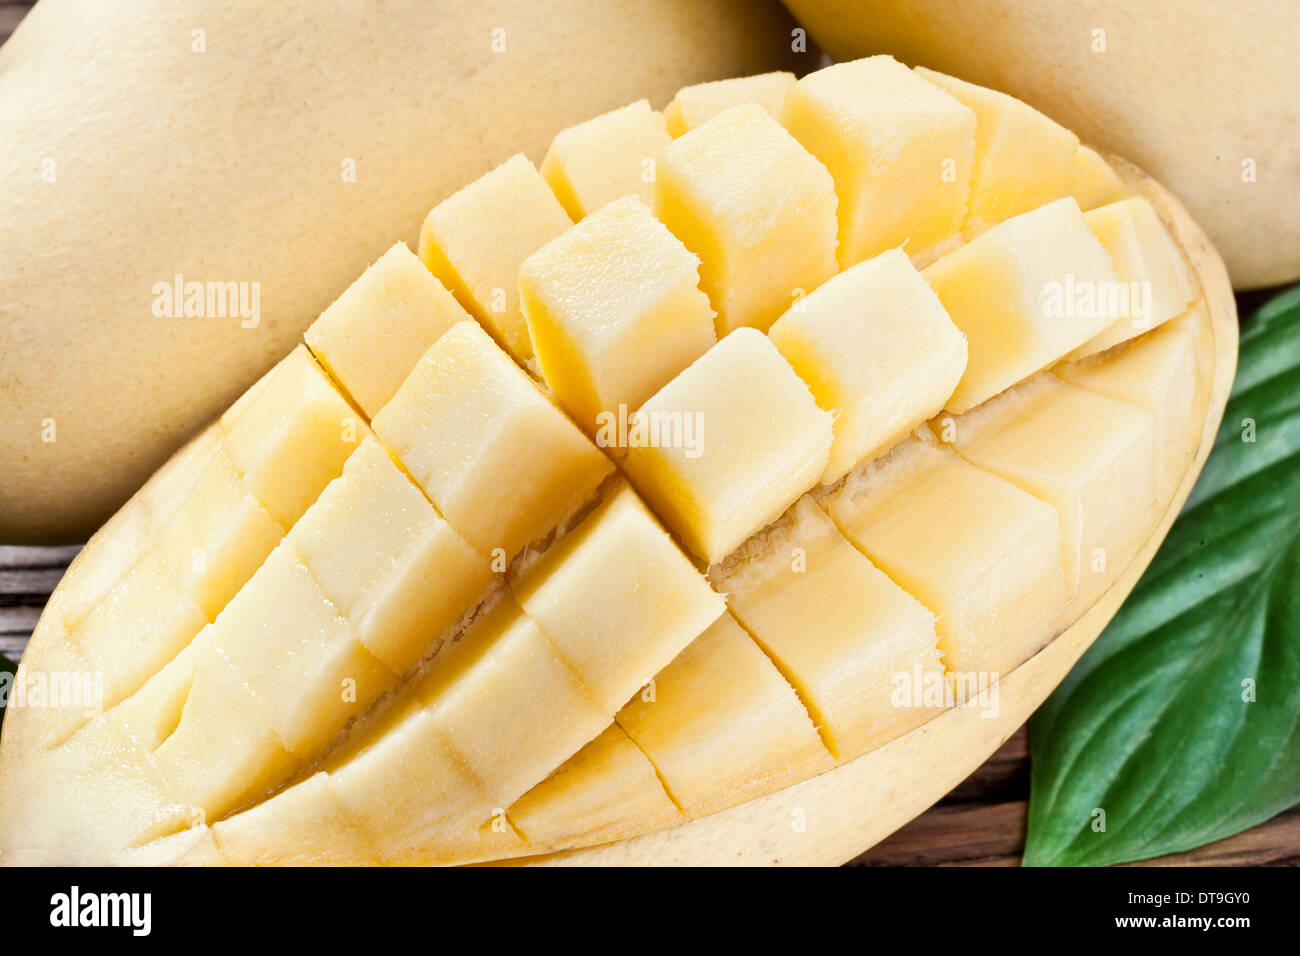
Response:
[2, 0, 1294, 868]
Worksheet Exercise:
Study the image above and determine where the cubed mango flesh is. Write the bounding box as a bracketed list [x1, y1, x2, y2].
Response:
[823, 434, 1069, 679]
[305, 243, 470, 418]
[617, 610, 833, 813]
[285, 437, 495, 675]
[1058, 305, 1208, 500]
[917, 67, 1077, 237]
[371, 321, 613, 564]
[655, 103, 839, 334]
[221, 345, 369, 530]
[540, 100, 671, 220]
[207, 543, 391, 756]
[768, 248, 967, 483]
[781, 56, 976, 267]
[623, 329, 834, 564]
[418, 154, 571, 361]
[421, 596, 609, 817]
[1068, 197, 1195, 359]
[513, 485, 725, 712]
[519, 195, 716, 435]
[714, 497, 946, 759]
[923, 198, 1118, 413]
[212, 772, 374, 866]
[1071, 146, 1129, 211]
[943, 373, 1157, 604]
[509, 724, 681, 849]
[129, 633, 297, 821]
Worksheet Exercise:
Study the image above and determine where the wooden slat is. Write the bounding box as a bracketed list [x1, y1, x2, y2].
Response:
[0, 2, 32, 44]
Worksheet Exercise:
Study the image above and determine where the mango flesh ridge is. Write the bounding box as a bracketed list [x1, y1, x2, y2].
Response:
[0, 58, 1212, 865]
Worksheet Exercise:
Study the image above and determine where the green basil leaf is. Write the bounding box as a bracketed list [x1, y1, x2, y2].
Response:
[1024, 286, 1300, 866]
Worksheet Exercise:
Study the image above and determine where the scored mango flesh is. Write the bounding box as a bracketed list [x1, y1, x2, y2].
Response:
[0, 56, 1214, 866]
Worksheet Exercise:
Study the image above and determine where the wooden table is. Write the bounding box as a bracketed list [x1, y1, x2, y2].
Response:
[2, 0, 1295, 867]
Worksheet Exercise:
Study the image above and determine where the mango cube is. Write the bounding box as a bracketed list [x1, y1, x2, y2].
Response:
[212, 771, 374, 865]
[208, 543, 391, 756]
[1072, 146, 1128, 211]
[655, 103, 838, 334]
[164, 447, 285, 620]
[923, 198, 1118, 413]
[769, 249, 967, 483]
[917, 67, 1077, 237]
[623, 329, 834, 564]
[305, 243, 470, 418]
[514, 485, 725, 711]
[371, 321, 613, 564]
[663, 71, 795, 136]
[518, 195, 716, 434]
[221, 345, 369, 529]
[540, 100, 671, 220]
[48, 427, 219, 636]
[823, 433, 1069, 679]
[1067, 197, 1194, 359]
[1058, 305, 1208, 500]
[418, 154, 571, 361]
[422, 596, 608, 814]
[781, 56, 976, 267]
[325, 705, 492, 864]
[129, 633, 297, 820]
[508, 724, 680, 849]
[618, 610, 833, 812]
[70, 555, 208, 711]
[27, 714, 196, 855]
[286, 438, 494, 675]
[713, 498, 945, 760]
[944, 373, 1157, 603]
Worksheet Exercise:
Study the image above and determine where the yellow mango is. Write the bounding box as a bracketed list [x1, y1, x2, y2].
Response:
[781, 56, 976, 267]
[655, 103, 839, 334]
[541, 100, 672, 219]
[419, 155, 572, 362]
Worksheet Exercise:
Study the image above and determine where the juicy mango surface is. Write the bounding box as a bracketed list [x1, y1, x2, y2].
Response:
[0, 57, 1228, 866]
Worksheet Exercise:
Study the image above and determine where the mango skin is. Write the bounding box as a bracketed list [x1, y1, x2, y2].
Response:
[0, 0, 805, 543]
[781, 0, 1300, 290]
